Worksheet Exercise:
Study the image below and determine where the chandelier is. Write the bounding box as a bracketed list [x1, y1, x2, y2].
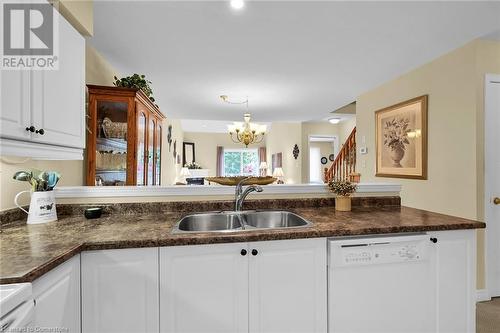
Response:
[222, 95, 266, 147]
[227, 113, 266, 147]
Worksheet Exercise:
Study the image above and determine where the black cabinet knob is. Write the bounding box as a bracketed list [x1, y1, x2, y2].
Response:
[251, 249, 258, 256]
[36, 128, 45, 135]
[240, 249, 247, 256]
[25, 126, 35, 132]
[430, 237, 438, 243]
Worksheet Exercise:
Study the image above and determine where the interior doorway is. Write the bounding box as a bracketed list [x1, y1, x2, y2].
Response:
[485, 74, 500, 298]
[308, 135, 338, 184]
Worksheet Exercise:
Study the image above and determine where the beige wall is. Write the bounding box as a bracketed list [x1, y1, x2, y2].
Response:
[183, 132, 266, 177]
[266, 122, 302, 184]
[55, 0, 93, 36]
[160, 119, 183, 185]
[356, 39, 500, 289]
[339, 116, 356, 145]
[85, 45, 119, 85]
[301, 122, 341, 183]
[0, 44, 120, 211]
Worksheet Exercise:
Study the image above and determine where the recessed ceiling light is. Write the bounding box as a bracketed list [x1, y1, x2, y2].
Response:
[329, 118, 341, 124]
[230, 0, 245, 10]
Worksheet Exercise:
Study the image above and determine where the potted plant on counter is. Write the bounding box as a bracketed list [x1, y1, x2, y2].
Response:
[328, 180, 357, 212]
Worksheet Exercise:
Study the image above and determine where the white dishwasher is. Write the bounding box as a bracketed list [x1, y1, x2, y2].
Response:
[328, 234, 436, 333]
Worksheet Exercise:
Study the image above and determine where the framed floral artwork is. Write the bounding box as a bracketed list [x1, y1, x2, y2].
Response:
[375, 95, 428, 179]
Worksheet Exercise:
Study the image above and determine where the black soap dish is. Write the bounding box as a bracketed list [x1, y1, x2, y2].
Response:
[84, 207, 103, 219]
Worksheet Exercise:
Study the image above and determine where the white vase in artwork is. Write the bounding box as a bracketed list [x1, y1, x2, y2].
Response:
[390, 146, 405, 167]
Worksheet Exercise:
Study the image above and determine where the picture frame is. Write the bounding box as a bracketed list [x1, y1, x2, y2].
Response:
[182, 142, 195, 166]
[375, 95, 428, 179]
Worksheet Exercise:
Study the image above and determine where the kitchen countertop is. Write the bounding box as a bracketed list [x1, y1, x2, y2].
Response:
[0, 206, 484, 284]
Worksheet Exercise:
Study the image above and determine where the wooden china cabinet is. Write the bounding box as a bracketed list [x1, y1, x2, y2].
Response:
[86, 85, 166, 186]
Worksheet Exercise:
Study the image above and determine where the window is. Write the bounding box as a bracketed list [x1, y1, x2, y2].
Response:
[223, 149, 259, 177]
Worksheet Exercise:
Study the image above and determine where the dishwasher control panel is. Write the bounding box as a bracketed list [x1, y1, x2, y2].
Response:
[329, 235, 428, 267]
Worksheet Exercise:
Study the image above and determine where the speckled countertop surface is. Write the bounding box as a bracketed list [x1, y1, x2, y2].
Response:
[0, 204, 484, 284]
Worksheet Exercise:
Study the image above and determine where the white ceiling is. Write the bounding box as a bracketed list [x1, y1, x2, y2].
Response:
[181, 118, 272, 133]
[90, 1, 500, 122]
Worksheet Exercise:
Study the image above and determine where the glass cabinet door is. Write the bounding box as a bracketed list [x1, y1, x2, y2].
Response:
[147, 117, 156, 185]
[155, 123, 162, 185]
[94, 100, 129, 186]
[137, 111, 147, 186]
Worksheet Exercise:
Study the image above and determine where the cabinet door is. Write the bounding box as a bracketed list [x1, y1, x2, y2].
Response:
[160, 243, 249, 333]
[136, 110, 147, 186]
[82, 248, 159, 333]
[147, 116, 156, 185]
[249, 238, 327, 333]
[428, 230, 476, 333]
[0, 70, 31, 141]
[31, 8, 85, 148]
[32, 255, 80, 333]
[155, 122, 162, 185]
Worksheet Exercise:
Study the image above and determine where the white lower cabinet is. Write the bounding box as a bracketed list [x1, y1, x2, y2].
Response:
[30, 231, 474, 333]
[160, 242, 249, 333]
[32, 254, 80, 333]
[159, 238, 327, 333]
[248, 239, 327, 333]
[81, 248, 159, 333]
[428, 230, 476, 333]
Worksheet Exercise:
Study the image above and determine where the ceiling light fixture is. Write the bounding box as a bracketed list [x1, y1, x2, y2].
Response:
[329, 118, 341, 124]
[230, 0, 245, 10]
[224, 96, 266, 147]
[227, 113, 266, 147]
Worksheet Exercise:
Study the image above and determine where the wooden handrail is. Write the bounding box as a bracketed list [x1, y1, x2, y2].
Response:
[324, 127, 356, 183]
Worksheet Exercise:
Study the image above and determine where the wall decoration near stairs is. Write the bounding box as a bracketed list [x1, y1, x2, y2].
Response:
[293, 144, 300, 159]
[375, 95, 428, 179]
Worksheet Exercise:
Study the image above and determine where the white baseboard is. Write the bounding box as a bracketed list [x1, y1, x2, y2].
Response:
[476, 289, 491, 302]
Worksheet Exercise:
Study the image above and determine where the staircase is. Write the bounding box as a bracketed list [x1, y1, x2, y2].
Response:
[325, 127, 356, 183]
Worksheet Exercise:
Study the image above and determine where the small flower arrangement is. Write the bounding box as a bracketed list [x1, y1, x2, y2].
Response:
[383, 117, 411, 151]
[328, 180, 357, 197]
[184, 162, 202, 169]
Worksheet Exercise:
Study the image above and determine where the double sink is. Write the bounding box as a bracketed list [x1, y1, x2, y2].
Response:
[173, 210, 311, 233]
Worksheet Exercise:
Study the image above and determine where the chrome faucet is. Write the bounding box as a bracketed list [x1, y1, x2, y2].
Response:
[235, 177, 263, 212]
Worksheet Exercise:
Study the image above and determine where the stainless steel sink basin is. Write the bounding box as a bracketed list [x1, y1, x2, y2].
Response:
[176, 212, 243, 232]
[243, 211, 311, 229]
[173, 210, 311, 234]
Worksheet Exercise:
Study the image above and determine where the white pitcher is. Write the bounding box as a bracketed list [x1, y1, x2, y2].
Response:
[14, 191, 58, 224]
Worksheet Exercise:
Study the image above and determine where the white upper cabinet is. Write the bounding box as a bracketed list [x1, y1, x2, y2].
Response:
[0, 71, 30, 140]
[32, 255, 81, 333]
[248, 238, 327, 333]
[81, 248, 159, 333]
[160, 242, 249, 333]
[0, 5, 85, 159]
[31, 5, 85, 149]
